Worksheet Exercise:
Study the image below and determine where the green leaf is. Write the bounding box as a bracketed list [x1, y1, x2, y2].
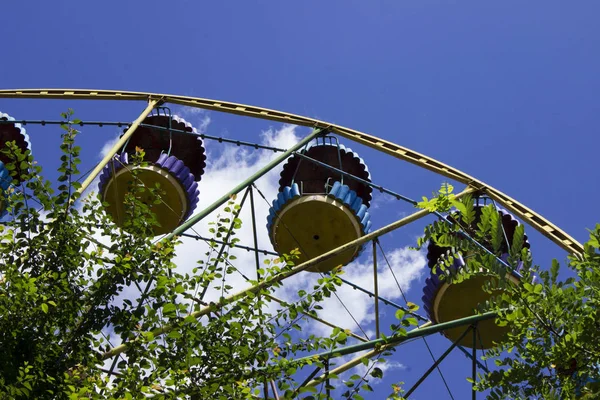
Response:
[371, 367, 383, 378]
[511, 224, 524, 256]
[550, 259, 560, 283]
[163, 303, 177, 315]
[167, 331, 182, 339]
[395, 309, 405, 320]
[451, 199, 467, 215]
[460, 194, 475, 225]
[406, 302, 419, 312]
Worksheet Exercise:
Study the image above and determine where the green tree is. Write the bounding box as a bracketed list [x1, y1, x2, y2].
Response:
[416, 184, 600, 399]
[0, 111, 413, 399]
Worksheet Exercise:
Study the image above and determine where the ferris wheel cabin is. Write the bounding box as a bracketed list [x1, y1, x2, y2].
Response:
[98, 110, 206, 236]
[0, 112, 32, 217]
[422, 205, 531, 349]
[267, 137, 372, 273]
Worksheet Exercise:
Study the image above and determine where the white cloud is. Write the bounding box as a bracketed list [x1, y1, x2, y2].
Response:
[99, 132, 121, 160]
[182, 111, 211, 137]
[301, 246, 426, 339]
[370, 190, 396, 210]
[348, 351, 406, 381]
[167, 123, 303, 305]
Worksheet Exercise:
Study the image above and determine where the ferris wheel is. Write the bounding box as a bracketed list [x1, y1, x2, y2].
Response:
[0, 89, 585, 398]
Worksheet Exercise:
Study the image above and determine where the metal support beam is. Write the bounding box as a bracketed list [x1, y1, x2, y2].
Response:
[299, 311, 494, 367]
[181, 240, 368, 343]
[294, 367, 322, 397]
[270, 380, 280, 400]
[249, 186, 261, 280]
[472, 325, 477, 400]
[198, 186, 251, 301]
[180, 232, 277, 256]
[302, 310, 497, 387]
[457, 345, 488, 373]
[77, 99, 159, 196]
[373, 239, 380, 339]
[163, 128, 323, 240]
[265, 294, 368, 343]
[404, 326, 473, 398]
[263, 379, 269, 400]
[101, 187, 475, 360]
[248, 186, 269, 399]
[186, 237, 369, 342]
[325, 359, 331, 398]
[0, 119, 130, 127]
[337, 276, 428, 322]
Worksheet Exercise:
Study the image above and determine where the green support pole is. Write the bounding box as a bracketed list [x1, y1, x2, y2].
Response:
[302, 317, 489, 388]
[299, 311, 496, 366]
[163, 128, 323, 241]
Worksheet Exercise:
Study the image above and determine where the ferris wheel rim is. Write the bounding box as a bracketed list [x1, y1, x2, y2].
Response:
[0, 88, 583, 256]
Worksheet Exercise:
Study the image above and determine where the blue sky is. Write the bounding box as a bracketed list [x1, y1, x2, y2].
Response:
[1, 1, 599, 398]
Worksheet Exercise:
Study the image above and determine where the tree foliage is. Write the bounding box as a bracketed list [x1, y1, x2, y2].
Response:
[0, 111, 417, 399]
[416, 183, 600, 399]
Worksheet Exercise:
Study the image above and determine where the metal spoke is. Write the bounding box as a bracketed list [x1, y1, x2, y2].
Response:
[404, 325, 473, 398]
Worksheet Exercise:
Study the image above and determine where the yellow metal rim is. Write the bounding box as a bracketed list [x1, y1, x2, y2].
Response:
[0, 89, 583, 257]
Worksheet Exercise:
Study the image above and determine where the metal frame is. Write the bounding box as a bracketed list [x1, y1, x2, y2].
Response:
[165, 128, 324, 241]
[0, 88, 585, 398]
[0, 88, 582, 255]
[373, 239, 380, 338]
[301, 314, 495, 389]
[169, 180, 497, 393]
[100, 188, 473, 360]
[404, 325, 474, 398]
[78, 98, 160, 196]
